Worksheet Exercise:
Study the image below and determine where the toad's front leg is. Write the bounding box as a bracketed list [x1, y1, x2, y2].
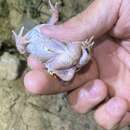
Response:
[12, 26, 30, 54]
[48, 0, 60, 25]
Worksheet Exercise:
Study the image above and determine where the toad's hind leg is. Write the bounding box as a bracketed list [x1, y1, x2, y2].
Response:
[49, 68, 76, 81]
[47, 0, 60, 25]
[12, 26, 30, 54]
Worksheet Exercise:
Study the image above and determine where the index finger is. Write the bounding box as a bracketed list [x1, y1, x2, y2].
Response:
[24, 58, 98, 94]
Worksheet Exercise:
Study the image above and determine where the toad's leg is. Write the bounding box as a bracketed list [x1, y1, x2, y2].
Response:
[12, 26, 30, 54]
[48, 67, 76, 81]
[73, 36, 94, 68]
[77, 48, 91, 69]
[73, 36, 95, 54]
[48, 0, 60, 25]
[73, 36, 94, 49]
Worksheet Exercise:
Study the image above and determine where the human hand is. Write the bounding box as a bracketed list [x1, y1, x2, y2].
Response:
[24, 0, 130, 129]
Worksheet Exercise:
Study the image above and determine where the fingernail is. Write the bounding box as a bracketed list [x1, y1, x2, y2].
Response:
[106, 99, 120, 116]
[79, 88, 89, 99]
[71, 81, 105, 113]
[88, 82, 101, 98]
[78, 83, 101, 100]
[106, 97, 127, 117]
[86, 80, 106, 98]
[77, 83, 100, 100]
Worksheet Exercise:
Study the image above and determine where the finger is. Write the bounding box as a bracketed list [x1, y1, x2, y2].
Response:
[120, 40, 130, 53]
[110, 0, 130, 39]
[94, 97, 128, 130]
[116, 47, 130, 70]
[24, 70, 49, 94]
[27, 55, 44, 70]
[24, 59, 98, 94]
[119, 112, 130, 128]
[67, 80, 107, 113]
[41, 0, 121, 41]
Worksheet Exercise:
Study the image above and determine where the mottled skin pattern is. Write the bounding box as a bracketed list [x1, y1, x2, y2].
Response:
[12, 0, 94, 81]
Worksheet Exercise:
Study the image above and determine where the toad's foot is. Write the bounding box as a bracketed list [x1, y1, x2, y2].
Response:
[73, 36, 94, 47]
[81, 36, 95, 49]
[12, 26, 30, 54]
[48, 0, 60, 25]
[73, 36, 95, 54]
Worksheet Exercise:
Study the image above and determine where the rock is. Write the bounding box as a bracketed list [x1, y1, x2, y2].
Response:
[0, 0, 9, 17]
[9, 9, 23, 29]
[0, 18, 11, 42]
[0, 52, 20, 80]
[7, 0, 24, 28]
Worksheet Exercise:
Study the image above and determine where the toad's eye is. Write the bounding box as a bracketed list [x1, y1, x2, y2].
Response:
[85, 48, 90, 54]
[85, 46, 94, 55]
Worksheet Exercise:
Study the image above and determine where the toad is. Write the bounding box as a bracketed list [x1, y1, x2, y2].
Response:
[12, 0, 94, 81]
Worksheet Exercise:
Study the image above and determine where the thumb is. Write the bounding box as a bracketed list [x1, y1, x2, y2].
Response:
[40, 0, 121, 42]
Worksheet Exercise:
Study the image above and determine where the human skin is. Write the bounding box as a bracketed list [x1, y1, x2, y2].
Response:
[24, 0, 130, 129]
